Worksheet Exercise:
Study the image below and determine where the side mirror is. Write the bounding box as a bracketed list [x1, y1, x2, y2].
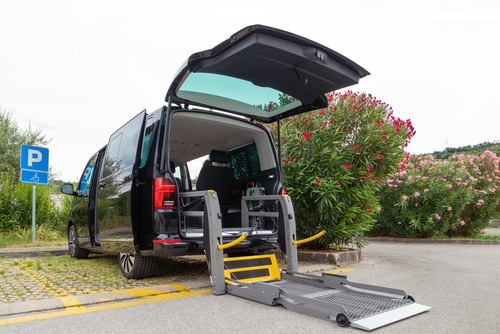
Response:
[61, 183, 76, 195]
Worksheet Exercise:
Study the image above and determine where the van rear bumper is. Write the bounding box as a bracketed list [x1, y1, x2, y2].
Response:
[142, 235, 279, 257]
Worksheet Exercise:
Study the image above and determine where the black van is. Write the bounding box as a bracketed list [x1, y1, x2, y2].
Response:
[61, 25, 369, 279]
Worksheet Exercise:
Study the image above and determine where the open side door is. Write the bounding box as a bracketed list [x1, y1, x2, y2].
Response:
[95, 110, 147, 250]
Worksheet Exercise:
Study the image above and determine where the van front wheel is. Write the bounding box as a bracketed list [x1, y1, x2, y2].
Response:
[68, 225, 89, 259]
[118, 252, 156, 279]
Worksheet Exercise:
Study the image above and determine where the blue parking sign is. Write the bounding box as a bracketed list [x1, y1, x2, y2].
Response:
[20, 145, 49, 184]
[20, 145, 49, 172]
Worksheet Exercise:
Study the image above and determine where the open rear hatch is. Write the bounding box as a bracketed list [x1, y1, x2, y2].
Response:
[165, 24, 370, 123]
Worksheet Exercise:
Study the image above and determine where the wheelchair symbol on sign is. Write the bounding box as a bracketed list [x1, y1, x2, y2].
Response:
[30, 173, 40, 182]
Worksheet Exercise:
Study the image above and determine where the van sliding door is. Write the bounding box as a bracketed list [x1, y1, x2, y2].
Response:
[95, 111, 146, 250]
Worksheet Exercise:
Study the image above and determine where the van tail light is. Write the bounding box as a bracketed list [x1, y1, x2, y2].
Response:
[154, 178, 177, 209]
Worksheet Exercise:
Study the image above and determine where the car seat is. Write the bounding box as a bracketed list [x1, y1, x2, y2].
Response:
[196, 150, 234, 206]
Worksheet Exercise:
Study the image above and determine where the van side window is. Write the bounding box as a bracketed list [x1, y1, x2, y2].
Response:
[228, 143, 261, 181]
[102, 133, 123, 178]
[140, 125, 152, 168]
[102, 115, 143, 178]
[77, 154, 98, 195]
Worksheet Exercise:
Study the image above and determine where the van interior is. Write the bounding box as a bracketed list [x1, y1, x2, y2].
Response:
[168, 110, 281, 239]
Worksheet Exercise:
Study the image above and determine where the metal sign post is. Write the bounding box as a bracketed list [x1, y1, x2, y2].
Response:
[20, 145, 49, 242]
[32, 184, 36, 242]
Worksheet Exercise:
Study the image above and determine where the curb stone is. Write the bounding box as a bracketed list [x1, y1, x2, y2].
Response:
[0, 246, 67, 258]
[297, 249, 362, 266]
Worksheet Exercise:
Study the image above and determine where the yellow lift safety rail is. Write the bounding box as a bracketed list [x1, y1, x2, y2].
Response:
[218, 233, 247, 250]
[293, 230, 326, 245]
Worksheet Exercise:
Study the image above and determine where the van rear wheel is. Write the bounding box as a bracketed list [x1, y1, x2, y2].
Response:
[118, 252, 156, 279]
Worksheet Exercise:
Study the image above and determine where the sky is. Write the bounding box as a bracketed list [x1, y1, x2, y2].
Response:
[1, 0, 499, 181]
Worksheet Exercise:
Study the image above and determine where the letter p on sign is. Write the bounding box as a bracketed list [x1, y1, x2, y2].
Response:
[28, 149, 43, 166]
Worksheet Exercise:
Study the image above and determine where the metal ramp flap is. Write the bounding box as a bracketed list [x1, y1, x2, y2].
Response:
[350, 303, 431, 331]
[220, 254, 431, 330]
[270, 273, 431, 331]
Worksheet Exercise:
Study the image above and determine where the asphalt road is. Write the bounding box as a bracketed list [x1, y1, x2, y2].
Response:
[0, 241, 499, 334]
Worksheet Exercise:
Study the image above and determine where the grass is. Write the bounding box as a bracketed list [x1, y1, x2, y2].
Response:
[0, 226, 66, 248]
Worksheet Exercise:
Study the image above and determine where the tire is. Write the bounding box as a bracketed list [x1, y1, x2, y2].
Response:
[68, 224, 89, 259]
[336, 313, 351, 327]
[118, 252, 156, 279]
[405, 295, 415, 302]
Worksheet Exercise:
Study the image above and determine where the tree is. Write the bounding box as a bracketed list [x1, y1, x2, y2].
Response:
[0, 107, 50, 179]
[270, 91, 415, 249]
[0, 107, 57, 232]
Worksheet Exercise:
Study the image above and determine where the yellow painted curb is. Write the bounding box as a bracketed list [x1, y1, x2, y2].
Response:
[0, 286, 211, 326]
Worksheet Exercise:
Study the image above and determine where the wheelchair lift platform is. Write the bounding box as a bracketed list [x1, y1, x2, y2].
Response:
[202, 192, 431, 331]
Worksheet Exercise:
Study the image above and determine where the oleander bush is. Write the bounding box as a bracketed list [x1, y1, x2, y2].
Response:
[270, 91, 415, 249]
[374, 151, 500, 237]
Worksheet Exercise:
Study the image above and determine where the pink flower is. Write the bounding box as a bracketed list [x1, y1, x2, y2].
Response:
[460, 220, 466, 226]
[435, 214, 441, 220]
[414, 192, 420, 197]
[402, 195, 408, 201]
[447, 207, 452, 211]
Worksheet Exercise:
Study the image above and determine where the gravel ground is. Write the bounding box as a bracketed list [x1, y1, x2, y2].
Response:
[0, 254, 209, 304]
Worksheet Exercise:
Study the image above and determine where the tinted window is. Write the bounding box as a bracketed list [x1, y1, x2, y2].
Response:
[228, 143, 261, 181]
[102, 113, 143, 178]
[177, 72, 301, 121]
[77, 154, 97, 195]
[140, 125, 152, 168]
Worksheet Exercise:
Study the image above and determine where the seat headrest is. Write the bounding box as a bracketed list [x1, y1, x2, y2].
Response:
[210, 150, 229, 164]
